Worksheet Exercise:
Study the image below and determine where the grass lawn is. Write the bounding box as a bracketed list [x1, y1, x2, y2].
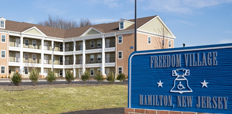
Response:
[0, 85, 127, 114]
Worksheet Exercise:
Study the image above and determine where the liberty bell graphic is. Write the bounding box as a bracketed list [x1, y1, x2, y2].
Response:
[170, 68, 193, 94]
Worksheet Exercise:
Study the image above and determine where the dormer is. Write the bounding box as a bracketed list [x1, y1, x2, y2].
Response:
[0, 17, 6, 29]
[119, 19, 134, 30]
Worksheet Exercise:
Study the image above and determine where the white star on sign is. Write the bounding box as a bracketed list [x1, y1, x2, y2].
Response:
[157, 80, 163, 88]
[201, 80, 209, 88]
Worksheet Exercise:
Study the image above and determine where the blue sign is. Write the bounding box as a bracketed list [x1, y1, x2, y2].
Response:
[128, 43, 232, 113]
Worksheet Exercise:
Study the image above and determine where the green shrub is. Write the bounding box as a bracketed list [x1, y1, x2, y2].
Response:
[11, 72, 22, 86]
[65, 70, 74, 84]
[107, 72, 115, 84]
[81, 71, 90, 84]
[94, 71, 104, 84]
[46, 71, 56, 84]
[117, 73, 126, 83]
[29, 68, 39, 86]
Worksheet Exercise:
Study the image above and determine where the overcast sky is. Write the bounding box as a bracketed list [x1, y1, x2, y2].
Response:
[1, 0, 232, 47]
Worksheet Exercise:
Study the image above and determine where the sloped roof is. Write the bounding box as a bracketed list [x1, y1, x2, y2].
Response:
[3, 15, 157, 38]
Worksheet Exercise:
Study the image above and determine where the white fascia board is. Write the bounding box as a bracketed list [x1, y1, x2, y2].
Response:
[137, 30, 176, 39]
[0, 17, 6, 21]
[22, 26, 47, 37]
[137, 16, 176, 39]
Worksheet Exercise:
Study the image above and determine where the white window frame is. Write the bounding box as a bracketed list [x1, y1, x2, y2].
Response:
[118, 36, 123, 44]
[1, 50, 6, 58]
[148, 36, 151, 44]
[119, 22, 124, 30]
[1, 35, 6, 43]
[0, 66, 5, 74]
[25, 53, 29, 61]
[90, 55, 94, 62]
[97, 40, 102, 48]
[24, 67, 28, 75]
[168, 40, 172, 48]
[118, 51, 123, 59]
[60, 69, 63, 76]
[90, 40, 95, 48]
[32, 40, 37, 48]
[97, 54, 101, 62]
[90, 69, 94, 76]
[32, 54, 37, 61]
[118, 66, 123, 74]
[25, 39, 29, 47]
[0, 21, 5, 29]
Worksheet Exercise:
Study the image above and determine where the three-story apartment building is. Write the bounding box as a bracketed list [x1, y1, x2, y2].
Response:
[0, 15, 176, 78]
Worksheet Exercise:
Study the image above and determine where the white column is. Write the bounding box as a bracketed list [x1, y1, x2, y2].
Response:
[20, 35, 24, 74]
[73, 40, 76, 77]
[41, 39, 44, 76]
[51, 41, 54, 71]
[63, 42, 65, 77]
[82, 40, 86, 73]
[101, 35, 106, 75]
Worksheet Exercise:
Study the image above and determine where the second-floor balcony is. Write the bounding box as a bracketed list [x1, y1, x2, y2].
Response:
[65, 60, 74, 65]
[65, 46, 74, 52]
[105, 57, 115, 63]
[86, 58, 102, 64]
[76, 59, 82, 64]
[24, 43, 40, 49]
[105, 42, 115, 48]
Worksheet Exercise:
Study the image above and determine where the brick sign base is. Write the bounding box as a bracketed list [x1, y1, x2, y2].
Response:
[124, 108, 212, 114]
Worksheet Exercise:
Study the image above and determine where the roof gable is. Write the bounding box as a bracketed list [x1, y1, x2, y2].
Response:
[138, 16, 175, 38]
[22, 26, 46, 36]
[81, 27, 103, 36]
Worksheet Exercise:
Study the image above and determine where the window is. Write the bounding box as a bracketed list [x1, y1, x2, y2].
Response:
[60, 43, 63, 51]
[118, 67, 123, 74]
[0, 21, 4, 28]
[25, 53, 28, 61]
[32, 54, 36, 61]
[162, 39, 164, 47]
[1, 66, 5, 74]
[90, 69, 94, 76]
[148, 37, 151, 44]
[60, 56, 63, 64]
[97, 68, 101, 72]
[32, 40, 37, 48]
[169, 41, 172, 48]
[97, 54, 101, 62]
[118, 36, 123, 44]
[119, 22, 124, 30]
[60, 70, 63, 76]
[24, 67, 28, 74]
[1, 35, 6, 43]
[97, 40, 102, 47]
[9, 68, 11, 74]
[25, 39, 29, 46]
[1, 50, 5, 58]
[118, 51, 123, 59]
[90, 40, 95, 48]
[90, 55, 94, 62]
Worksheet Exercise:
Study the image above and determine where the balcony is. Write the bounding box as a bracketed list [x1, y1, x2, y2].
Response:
[10, 58, 20, 63]
[76, 45, 83, 51]
[105, 42, 115, 48]
[65, 60, 73, 65]
[76, 59, 82, 64]
[86, 44, 102, 50]
[65, 46, 74, 52]
[105, 57, 115, 63]
[10, 42, 20, 47]
[86, 59, 102, 64]
[24, 43, 40, 49]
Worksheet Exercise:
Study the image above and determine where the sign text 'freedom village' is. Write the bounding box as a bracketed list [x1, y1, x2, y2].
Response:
[128, 44, 232, 113]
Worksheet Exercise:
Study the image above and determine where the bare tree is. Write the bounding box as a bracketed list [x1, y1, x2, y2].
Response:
[79, 18, 92, 27]
[38, 15, 92, 29]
